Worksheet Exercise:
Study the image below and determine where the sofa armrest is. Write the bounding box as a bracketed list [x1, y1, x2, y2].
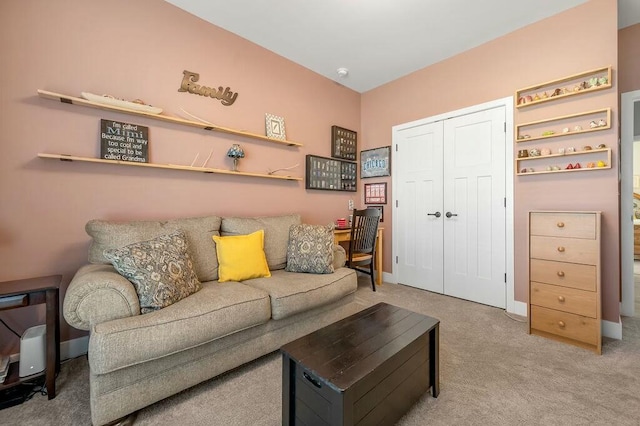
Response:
[332, 244, 347, 269]
[63, 264, 140, 331]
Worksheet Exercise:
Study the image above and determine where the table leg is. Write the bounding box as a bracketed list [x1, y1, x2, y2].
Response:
[375, 229, 383, 286]
[45, 288, 60, 399]
[282, 354, 292, 426]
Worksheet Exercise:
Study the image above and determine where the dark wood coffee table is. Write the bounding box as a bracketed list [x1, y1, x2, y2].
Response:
[281, 302, 439, 426]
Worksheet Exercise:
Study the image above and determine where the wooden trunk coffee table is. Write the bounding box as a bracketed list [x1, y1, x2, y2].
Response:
[281, 302, 439, 426]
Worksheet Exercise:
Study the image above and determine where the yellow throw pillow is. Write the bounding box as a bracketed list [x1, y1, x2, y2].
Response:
[212, 230, 271, 282]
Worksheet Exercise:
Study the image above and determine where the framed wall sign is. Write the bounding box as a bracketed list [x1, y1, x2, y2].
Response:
[100, 119, 148, 163]
[361, 146, 391, 178]
[305, 154, 357, 192]
[364, 182, 387, 204]
[331, 125, 357, 161]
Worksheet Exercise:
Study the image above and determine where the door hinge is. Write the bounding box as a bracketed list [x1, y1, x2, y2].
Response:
[396, 200, 398, 207]
[504, 273, 507, 283]
[396, 256, 399, 264]
[396, 144, 398, 151]
[504, 122, 506, 132]
[504, 197, 506, 208]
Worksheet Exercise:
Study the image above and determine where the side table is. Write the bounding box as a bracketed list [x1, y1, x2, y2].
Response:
[0, 275, 61, 399]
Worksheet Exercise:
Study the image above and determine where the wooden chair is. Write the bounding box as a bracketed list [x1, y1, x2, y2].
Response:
[347, 208, 381, 291]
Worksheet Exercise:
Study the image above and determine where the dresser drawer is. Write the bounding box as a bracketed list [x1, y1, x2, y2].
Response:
[530, 236, 598, 265]
[531, 282, 597, 318]
[530, 259, 596, 291]
[530, 305, 598, 346]
[530, 212, 596, 239]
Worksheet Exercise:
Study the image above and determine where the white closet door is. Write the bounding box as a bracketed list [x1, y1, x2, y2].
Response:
[442, 106, 506, 308]
[394, 121, 444, 292]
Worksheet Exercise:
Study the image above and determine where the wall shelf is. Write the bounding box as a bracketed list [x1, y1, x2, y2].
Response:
[36, 89, 303, 147]
[516, 148, 611, 176]
[37, 153, 302, 181]
[515, 66, 612, 109]
[516, 108, 610, 142]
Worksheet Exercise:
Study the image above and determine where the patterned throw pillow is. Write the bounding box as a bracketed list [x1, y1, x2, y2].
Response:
[285, 224, 334, 274]
[104, 230, 201, 314]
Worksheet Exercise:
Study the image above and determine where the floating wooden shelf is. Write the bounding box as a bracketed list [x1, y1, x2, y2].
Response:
[516, 148, 611, 176]
[515, 66, 612, 109]
[516, 108, 611, 143]
[37, 90, 303, 147]
[37, 153, 302, 181]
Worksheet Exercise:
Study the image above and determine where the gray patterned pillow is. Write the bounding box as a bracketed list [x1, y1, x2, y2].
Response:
[104, 231, 201, 314]
[285, 224, 334, 274]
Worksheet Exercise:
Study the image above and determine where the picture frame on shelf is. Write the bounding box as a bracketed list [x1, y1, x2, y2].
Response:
[361, 146, 390, 178]
[265, 113, 286, 140]
[331, 125, 357, 161]
[364, 182, 387, 204]
[369, 205, 384, 222]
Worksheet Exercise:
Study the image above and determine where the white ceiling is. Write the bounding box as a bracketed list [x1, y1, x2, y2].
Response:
[166, 0, 640, 93]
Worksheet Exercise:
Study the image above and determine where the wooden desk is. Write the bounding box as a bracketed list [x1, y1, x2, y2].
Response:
[0, 275, 61, 399]
[334, 227, 383, 286]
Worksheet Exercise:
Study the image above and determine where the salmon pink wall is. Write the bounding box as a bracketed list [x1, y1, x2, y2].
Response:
[0, 0, 360, 353]
[619, 23, 640, 94]
[361, 0, 620, 321]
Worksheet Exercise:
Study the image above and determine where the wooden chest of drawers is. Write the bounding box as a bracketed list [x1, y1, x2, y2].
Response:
[528, 211, 601, 354]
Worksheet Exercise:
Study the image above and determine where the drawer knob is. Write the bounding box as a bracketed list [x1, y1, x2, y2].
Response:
[557, 246, 565, 252]
[557, 271, 565, 277]
[557, 222, 565, 228]
[558, 296, 565, 303]
[558, 321, 566, 328]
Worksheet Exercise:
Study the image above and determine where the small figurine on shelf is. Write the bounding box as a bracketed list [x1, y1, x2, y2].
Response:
[226, 144, 245, 171]
[597, 119, 607, 127]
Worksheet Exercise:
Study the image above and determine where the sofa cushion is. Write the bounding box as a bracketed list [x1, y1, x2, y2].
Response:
[221, 214, 301, 271]
[86, 215, 222, 282]
[212, 230, 271, 282]
[104, 231, 202, 314]
[285, 224, 334, 274]
[242, 268, 357, 320]
[89, 281, 271, 374]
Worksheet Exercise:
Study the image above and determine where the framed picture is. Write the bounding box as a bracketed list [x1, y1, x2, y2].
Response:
[369, 205, 384, 222]
[331, 125, 357, 161]
[364, 182, 387, 204]
[361, 146, 391, 178]
[305, 154, 357, 192]
[265, 113, 286, 140]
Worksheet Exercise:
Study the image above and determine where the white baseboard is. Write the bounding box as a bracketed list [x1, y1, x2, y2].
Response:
[61, 335, 89, 360]
[509, 301, 528, 317]
[602, 318, 622, 340]
[381, 272, 395, 284]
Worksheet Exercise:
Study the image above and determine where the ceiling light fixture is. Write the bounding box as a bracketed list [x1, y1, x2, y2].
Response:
[336, 67, 349, 78]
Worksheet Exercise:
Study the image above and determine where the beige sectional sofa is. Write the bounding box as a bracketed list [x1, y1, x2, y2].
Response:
[63, 214, 360, 426]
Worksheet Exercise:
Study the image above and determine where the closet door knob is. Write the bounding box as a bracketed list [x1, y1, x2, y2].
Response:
[558, 321, 566, 328]
[558, 296, 565, 303]
[557, 246, 565, 252]
[557, 271, 565, 277]
[557, 222, 565, 228]
[427, 212, 441, 218]
[445, 212, 458, 218]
